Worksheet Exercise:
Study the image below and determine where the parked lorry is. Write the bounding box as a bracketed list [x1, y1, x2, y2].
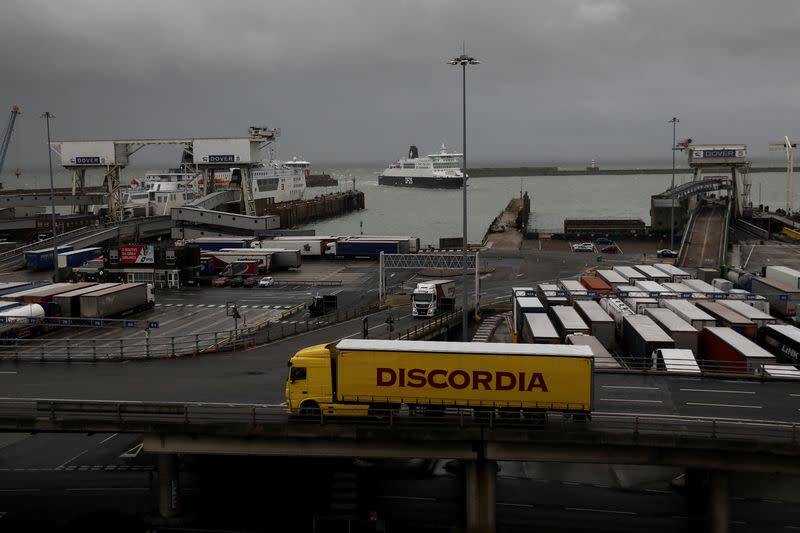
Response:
[765, 265, 800, 289]
[549, 306, 590, 340]
[695, 301, 758, 338]
[599, 297, 634, 336]
[56, 247, 102, 269]
[580, 276, 611, 298]
[573, 300, 615, 349]
[79, 283, 155, 318]
[632, 264, 670, 283]
[566, 334, 621, 369]
[749, 276, 800, 317]
[759, 324, 800, 366]
[411, 279, 456, 318]
[662, 299, 717, 331]
[645, 307, 699, 354]
[510, 287, 537, 340]
[25, 246, 74, 271]
[718, 299, 775, 329]
[259, 239, 325, 257]
[53, 283, 119, 317]
[521, 313, 560, 344]
[622, 315, 675, 368]
[285, 339, 594, 417]
[187, 236, 255, 251]
[699, 327, 775, 374]
[653, 348, 701, 374]
[309, 294, 337, 317]
[596, 269, 627, 288]
[221, 260, 259, 278]
[221, 248, 301, 270]
[513, 295, 544, 338]
[652, 263, 692, 282]
[326, 240, 406, 258]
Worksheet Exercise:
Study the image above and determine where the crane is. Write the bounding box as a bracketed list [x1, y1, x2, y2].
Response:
[0, 105, 21, 180]
[768, 136, 799, 215]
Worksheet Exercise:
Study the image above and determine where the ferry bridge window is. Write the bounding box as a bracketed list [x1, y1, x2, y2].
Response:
[256, 178, 279, 192]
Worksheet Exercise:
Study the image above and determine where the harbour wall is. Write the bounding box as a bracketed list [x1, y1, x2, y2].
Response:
[469, 166, 800, 177]
[261, 190, 365, 229]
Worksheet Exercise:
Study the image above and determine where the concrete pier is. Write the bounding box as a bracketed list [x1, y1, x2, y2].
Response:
[158, 453, 180, 520]
[465, 459, 497, 533]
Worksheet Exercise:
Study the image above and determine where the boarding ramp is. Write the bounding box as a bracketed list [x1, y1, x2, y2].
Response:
[734, 218, 769, 240]
[677, 202, 728, 269]
[171, 207, 280, 232]
[186, 189, 241, 210]
[0, 187, 107, 208]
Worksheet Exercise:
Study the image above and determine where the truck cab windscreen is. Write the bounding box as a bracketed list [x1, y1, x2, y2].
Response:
[289, 367, 306, 382]
[413, 293, 433, 302]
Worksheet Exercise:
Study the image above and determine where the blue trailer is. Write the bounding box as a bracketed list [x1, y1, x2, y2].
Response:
[57, 247, 102, 269]
[0, 282, 35, 296]
[25, 246, 74, 271]
[328, 240, 402, 258]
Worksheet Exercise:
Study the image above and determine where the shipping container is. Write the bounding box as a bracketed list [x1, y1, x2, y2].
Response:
[699, 327, 775, 374]
[652, 263, 692, 282]
[653, 348, 701, 374]
[599, 297, 634, 336]
[79, 283, 154, 318]
[549, 306, 590, 340]
[717, 300, 776, 329]
[765, 265, 800, 289]
[53, 283, 118, 317]
[580, 276, 611, 297]
[644, 307, 699, 354]
[56, 247, 102, 269]
[632, 264, 670, 283]
[596, 269, 627, 288]
[622, 315, 675, 367]
[558, 279, 591, 303]
[662, 299, 717, 330]
[24, 246, 74, 271]
[566, 334, 621, 369]
[695, 301, 758, 338]
[521, 313, 560, 344]
[536, 283, 569, 310]
[612, 265, 647, 284]
[285, 339, 595, 416]
[573, 300, 615, 349]
[759, 324, 800, 365]
[749, 276, 800, 317]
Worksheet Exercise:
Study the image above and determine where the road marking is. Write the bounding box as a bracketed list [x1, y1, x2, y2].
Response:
[0, 371, 17, 374]
[497, 502, 535, 508]
[99, 433, 118, 445]
[120, 443, 143, 458]
[680, 388, 755, 395]
[65, 487, 149, 492]
[379, 495, 436, 501]
[645, 489, 672, 494]
[601, 385, 658, 391]
[790, 394, 800, 397]
[686, 402, 762, 409]
[56, 449, 88, 470]
[565, 507, 636, 516]
[0, 489, 39, 492]
[600, 398, 663, 403]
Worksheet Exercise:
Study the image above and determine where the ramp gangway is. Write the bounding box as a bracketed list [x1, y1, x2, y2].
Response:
[677, 202, 727, 269]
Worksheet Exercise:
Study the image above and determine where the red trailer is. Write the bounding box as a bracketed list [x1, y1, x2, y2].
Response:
[699, 327, 775, 374]
[580, 276, 611, 298]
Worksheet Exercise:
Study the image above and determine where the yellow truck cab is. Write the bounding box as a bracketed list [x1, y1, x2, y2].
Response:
[286, 339, 594, 418]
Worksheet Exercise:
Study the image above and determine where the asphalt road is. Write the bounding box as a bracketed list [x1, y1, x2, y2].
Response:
[680, 203, 725, 268]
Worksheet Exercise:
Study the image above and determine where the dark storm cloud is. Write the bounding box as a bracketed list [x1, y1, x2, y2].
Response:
[2, 0, 800, 167]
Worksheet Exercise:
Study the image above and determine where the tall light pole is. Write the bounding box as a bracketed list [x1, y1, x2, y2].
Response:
[669, 116, 679, 251]
[448, 49, 479, 342]
[42, 112, 58, 281]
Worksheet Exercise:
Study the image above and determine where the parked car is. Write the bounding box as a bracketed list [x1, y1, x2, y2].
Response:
[657, 249, 679, 258]
[572, 242, 594, 252]
[243, 277, 259, 288]
[601, 244, 620, 254]
[259, 276, 274, 288]
[230, 276, 244, 288]
[212, 276, 229, 288]
[595, 237, 613, 245]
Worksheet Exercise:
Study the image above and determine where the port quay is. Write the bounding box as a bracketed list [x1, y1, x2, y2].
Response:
[0, 125, 798, 533]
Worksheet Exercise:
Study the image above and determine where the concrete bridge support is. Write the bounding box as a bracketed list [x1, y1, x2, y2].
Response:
[686, 468, 729, 533]
[465, 458, 496, 533]
[158, 453, 180, 520]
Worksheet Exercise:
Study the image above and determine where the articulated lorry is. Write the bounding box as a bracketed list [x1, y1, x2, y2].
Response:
[286, 339, 594, 418]
[411, 279, 456, 317]
[79, 283, 155, 318]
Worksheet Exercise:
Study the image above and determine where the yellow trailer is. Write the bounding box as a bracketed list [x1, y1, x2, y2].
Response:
[286, 339, 594, 418]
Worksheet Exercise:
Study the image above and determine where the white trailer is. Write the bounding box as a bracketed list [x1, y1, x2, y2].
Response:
[645, 307, 699, 354]
[549, 306, 589, 340]
[600, 297, 634, 335]
[652, 263, 692, 282]
[765, 266, 800, 290]
[612, 266, 647, 284]
[566, 334, 621, 369]
[573, 300, 615, 349]
[521, 313, 560, 344]
[596, 270, 627, 288]
[718, 299, 776, 329]
[653, 348, 701, 374]
[558, 279, 591, 303]
[662, 299, 717, 330]
[634, 280, 671, 298]
[632, 264, 670, 283]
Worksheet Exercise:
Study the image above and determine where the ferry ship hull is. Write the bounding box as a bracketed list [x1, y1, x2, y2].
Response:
[378, 175, 463, 189]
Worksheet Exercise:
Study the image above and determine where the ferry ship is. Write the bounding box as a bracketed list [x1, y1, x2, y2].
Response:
[379, 145, 464, 189]
[215, 160, 306, 204]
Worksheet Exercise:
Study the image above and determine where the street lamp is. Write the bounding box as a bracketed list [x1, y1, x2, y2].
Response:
[448, 49, 479, 342]
[42, 112, 58, 281]
[669, 116, 679, 251]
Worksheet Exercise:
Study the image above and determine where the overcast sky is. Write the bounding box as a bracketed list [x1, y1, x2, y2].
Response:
[3, 0, 800, 168]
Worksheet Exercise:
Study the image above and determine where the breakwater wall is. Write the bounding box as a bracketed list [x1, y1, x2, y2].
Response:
[469, 166, 800, 177]
[263, 190, 365, 228]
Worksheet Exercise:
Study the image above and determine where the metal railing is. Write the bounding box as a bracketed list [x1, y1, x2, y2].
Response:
[0, 398, 796, 447]
[397, 309, 464, 340]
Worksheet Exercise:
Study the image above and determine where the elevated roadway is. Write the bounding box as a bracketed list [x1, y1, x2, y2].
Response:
[0, 187, 107, 207]
[678, 203, 727, 268]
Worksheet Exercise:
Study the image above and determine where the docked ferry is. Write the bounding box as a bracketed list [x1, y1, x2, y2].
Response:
[379, 145, 464, 189]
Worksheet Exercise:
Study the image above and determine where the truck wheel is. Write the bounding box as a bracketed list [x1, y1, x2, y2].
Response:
[299, 401, 320, 418]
